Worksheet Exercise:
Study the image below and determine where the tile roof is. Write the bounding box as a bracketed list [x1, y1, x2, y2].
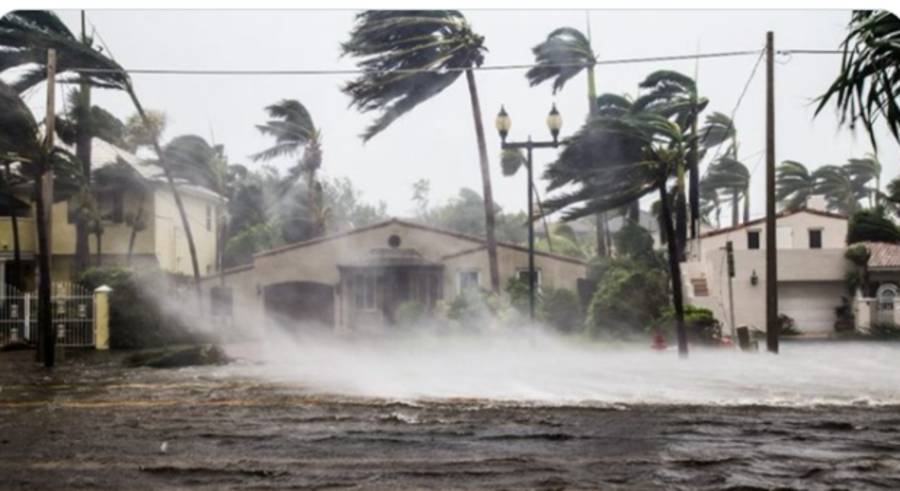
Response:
[860, 241, 900, 269]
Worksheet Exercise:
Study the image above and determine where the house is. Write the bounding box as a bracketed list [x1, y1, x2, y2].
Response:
[681, 206, 851, 336]
[203, 218, 588, 333]
[851, 242, 900, 330]
[0, 138, 223, 288]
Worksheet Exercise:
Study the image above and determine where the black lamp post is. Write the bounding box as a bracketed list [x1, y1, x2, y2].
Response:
[495, 103, 563, 322]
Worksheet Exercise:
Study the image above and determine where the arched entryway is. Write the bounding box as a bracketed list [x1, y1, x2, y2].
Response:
[263, 281, 334, 330]
[877, 283, 898, 325]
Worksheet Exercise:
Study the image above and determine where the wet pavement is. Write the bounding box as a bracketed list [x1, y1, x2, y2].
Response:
[2, 349, 900, 490]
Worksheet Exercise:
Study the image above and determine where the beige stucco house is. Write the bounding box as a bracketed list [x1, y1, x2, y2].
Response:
[0, 138, 223, 288]
[204, 218, 587, 333]
[681, 206, 851, 336]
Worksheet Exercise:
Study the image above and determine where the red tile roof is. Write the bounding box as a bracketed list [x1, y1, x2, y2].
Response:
[859, 241, 900, 269]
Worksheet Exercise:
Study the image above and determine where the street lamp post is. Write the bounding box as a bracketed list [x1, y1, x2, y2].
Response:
[495, 104, 563, 322]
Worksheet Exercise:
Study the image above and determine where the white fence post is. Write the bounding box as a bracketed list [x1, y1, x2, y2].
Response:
[93, 285, 112, 350]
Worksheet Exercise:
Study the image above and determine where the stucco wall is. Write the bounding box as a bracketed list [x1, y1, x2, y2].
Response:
[153, 187, 219, 277]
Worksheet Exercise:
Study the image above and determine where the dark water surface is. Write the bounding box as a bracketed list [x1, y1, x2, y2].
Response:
[2, 350, 900, 490]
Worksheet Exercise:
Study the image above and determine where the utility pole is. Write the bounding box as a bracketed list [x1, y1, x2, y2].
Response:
[725, 241, 737, 342]
[765, 31, 779, 354]
[526, 137, 535, 322]
[37, 48, 57, 366]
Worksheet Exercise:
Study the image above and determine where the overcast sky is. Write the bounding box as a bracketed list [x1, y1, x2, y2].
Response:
[31, 9, 900, 219]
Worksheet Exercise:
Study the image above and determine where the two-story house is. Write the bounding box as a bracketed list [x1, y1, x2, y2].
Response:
[0, 138, 223, 288]
[681, 203, 850, 337]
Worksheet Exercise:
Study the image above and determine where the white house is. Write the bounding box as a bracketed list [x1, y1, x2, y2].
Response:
[681, 206, 851, 337]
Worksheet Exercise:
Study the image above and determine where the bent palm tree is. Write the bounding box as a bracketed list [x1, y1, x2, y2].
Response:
[816, 10, 900, 149]
[541, 110, 691, 356]
[527, 26, 614, 256]
[705, 156, 750, 226]
[776, 160, 816, 211]
[341, 10, 501, 292]
[0, 10, 204, 293]
[845, 155, 882, 207]
[251, 100, 325, 237]
[814, 165, 864, 215]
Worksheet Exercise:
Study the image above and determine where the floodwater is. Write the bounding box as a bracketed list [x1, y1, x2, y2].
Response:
[2, 337, 900, 490]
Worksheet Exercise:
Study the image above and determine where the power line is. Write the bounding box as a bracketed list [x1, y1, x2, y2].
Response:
[70, 49, 772, 77]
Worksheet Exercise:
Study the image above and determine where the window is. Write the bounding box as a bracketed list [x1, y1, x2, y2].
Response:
[205, 205, 212, 231]
[808, 229, 823, 249]
[96, 190, 124, 224]
[354, 273, 377, 310]
[516, 268, 542, 288]
[459, 270, 479, 293]
[747, 230, 760, 250]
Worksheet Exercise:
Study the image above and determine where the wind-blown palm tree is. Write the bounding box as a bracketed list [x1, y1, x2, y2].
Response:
[845, 155, 882, 207]
[341, 10, 501, 293]
[0, 10, 205, 294]
[776, 160, 817, 211]
[814, 165, 865, 215]
[816, 10, 900, 150]
[698, 181, 721, 228]
[250, 100, 325, 238]
[0, 81, 81, 366]
[526, 26, 615, 256]
[541, 109, 691, 356]
[633, 70, 709, 256]
[705, 156, 750, 226]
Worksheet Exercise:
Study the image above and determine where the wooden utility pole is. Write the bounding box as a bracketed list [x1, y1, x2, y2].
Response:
[765, 31, 779, 354]
[37, 48, 57, 367]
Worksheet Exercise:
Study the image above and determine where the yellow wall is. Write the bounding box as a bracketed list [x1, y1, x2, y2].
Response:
[153, 187, 219, 277]
[0, 217, 36, 254]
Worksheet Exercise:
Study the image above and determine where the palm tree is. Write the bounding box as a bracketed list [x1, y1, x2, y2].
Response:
[813, 165, 865, 215]
[250, 100, 325, 237]
[0, 81, 81, 366]
[776, 160, 817, 211]
[0, 10, 205, 294]
[542, 109, 691, 356]
[341, 10, 501, 293]
[633, 70, 709, 256]
[816, 10, 900, 150]
[698, 181, 721, 228]
[845, 155, 882, 207]
[526, 26, 615, 256]
[705, 156, 751, 226]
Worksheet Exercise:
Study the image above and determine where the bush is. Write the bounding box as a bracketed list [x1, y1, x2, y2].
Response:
[659, 305, 722, 344]
[504, 276, 533, 315]
[847, 207, 900, 244]
[541, 287, 582, 333]
[394, 300, 426, 327]
[586, 260, 669, 338]
[81, 266, 209, 349]
[447, 289, 498, 327]
[778, 313, 802, 336]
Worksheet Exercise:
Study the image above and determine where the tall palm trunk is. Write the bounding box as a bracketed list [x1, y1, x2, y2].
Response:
[126, 87, 202, 297]
[731, 189, 740, 227]
[126, 203, 143, 264]
[464, 68, 500, 293]
[659, 182, 688, 357]
[689, 107, 700, 238]
[675, 166, 688, 260]
[586, 64, 611, 258]
[4, 162, 23, 290]
[742, 189, 750, 224]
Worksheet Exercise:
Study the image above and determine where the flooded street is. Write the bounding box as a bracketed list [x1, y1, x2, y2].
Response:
[3, 342, 900, 490]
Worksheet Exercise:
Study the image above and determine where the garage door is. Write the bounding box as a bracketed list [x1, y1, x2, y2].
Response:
[778, 282, 844, 334]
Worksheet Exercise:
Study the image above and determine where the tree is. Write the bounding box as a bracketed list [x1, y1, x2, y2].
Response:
[847, 207, 900, 244]
[705, 156, 750, 226]
[526, 26, 612, 256]
[341, 10, 501, 293]
[816, 10, 900, 150]
[845, 154, 882, 207]
[0, 159, 27, 288]
[0, 81, 81, 366]
[124, 110, 167, 152]
[776, 160, 816, 211]
[541, 108, 691, 356]
[251, 100, 325, 237]
[633, 70, 709, 253]
[813, 164, 865, 215]
[698, 181, 721, 228]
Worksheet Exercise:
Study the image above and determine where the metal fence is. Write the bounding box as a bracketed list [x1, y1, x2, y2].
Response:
[0, 282, 94, 347]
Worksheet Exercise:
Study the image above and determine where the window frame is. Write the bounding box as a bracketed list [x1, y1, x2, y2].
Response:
[516, 268, 543, 288]
[808, 228, 823, 249]
[458, 270, 480, 294]
[747, 229, 761, 250]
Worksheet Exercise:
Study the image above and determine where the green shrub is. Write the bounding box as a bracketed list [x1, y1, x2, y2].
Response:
[81, 266, 209, 350]
[659, 305, 722, 344]
[586, 261, 669, 338]
[847, 207, 900, 244]
[778, 313, 802, 336]
[541, 287, 582, 333]
[394, 300, 426, 327]
[504, 276, 533, 315]
[447, 289, 496, 327]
